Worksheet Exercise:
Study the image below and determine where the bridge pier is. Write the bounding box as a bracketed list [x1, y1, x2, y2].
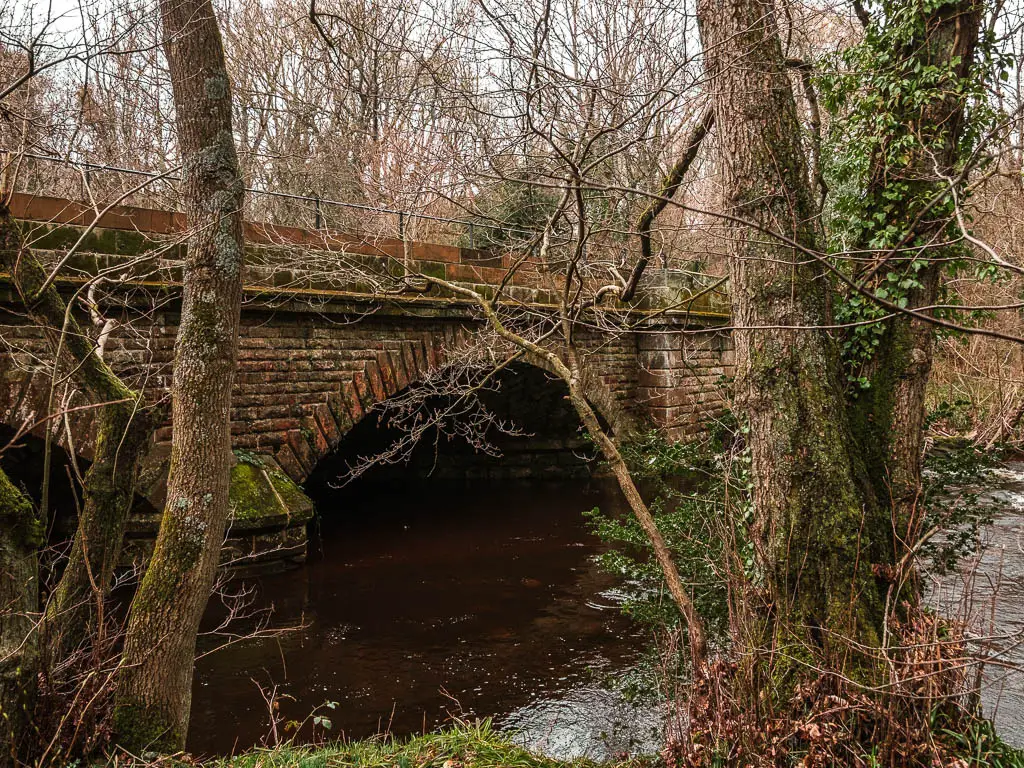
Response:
[124, 450, 315, 573]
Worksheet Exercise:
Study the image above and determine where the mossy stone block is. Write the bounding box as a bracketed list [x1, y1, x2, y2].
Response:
[114, 229, 152, 255]
[29, 224, 78, 251]
[228, 452, 315, 531]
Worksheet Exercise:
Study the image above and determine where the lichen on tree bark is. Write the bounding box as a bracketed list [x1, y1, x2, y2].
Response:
[112, 0, 246, 752]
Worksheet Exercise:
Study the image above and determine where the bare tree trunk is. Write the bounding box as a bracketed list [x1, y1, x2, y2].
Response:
[623, 106, 714, 301]
[112, 0, 245, 752]
[0, 467, 41, 768]
[696, 0, 884, 660]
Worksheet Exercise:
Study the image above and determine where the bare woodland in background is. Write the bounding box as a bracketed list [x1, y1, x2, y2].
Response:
[5, 0, 1021, 433]
[0, 0, 1023, 764]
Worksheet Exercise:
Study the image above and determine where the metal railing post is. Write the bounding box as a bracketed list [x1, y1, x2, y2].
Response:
[469, 222, 475, 250]
[314, 196, 323, 229]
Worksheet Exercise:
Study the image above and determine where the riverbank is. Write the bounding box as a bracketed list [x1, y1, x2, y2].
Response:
[186, 721, 647, 768]
[122, 715, 1024, 768]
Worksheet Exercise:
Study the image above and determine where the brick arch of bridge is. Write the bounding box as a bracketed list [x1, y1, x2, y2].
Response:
[1, 191, 734, 492]
[0, 302, 633, 508]
[1, 191, 733, 571]
[219, 318, 632, 491]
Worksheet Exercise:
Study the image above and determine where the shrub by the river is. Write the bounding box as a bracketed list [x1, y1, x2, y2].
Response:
[586, 426, 1024, 767]
[97, 715, 1024, 768]
[584, 427, 740, 643]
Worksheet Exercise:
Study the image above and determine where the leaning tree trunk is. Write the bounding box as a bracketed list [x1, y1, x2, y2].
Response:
[42, 404, 152, 659]
[0, 194, 153, 663]
[696, 0, 885, 665]
[0, 243, 149, 663]
[113, 0, 245, 753]
[0, 467, 42, 768]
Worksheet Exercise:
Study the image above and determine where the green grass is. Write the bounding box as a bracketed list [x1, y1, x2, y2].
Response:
[203, 720, 646, 768]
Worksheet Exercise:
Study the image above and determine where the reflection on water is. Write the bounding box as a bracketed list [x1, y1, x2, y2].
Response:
[930, 462, 1024, 747]
[188, 479, 655, 758]
[502, 684, 663, 760]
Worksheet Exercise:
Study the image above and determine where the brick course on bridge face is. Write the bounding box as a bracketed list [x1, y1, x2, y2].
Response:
[0, 193, 733, 568]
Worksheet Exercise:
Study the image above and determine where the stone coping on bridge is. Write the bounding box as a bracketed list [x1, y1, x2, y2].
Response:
[6, 191, 731, 318]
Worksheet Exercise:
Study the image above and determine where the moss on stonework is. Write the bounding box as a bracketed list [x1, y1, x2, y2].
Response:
[268, 470, 314, 518]
[409, 259, 447, 279]
[0, 469, 43, 550]
[116, 229, 150, 255]
[228, 452, 313, 531]
[228, 462, 277, 523]
[28, 224, 115, 255]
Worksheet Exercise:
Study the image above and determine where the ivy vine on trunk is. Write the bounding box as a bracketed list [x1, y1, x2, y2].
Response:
[824, 0, 987, 576]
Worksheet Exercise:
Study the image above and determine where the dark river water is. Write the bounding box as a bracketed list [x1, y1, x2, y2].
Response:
[187, 479, 660, 759]
[186, 466, 1024, 758]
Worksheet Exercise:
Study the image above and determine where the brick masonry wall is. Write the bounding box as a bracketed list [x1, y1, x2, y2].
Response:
[1, 296, 732, 572]
[1, 301, 732, 487]
[638, 326, 735, 440]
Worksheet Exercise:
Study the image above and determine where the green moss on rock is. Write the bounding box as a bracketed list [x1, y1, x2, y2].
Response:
[112, 703, 183, 756]
[269, 469, 314, 519]
[0, 468, 42, 550]
[228, 452, 314, 531]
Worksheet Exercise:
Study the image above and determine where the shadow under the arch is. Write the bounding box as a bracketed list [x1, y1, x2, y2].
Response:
[305, 361, 601, 506]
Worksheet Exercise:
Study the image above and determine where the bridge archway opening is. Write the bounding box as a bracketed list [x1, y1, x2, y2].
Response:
[304, 361, 602, 512]
[189, 362, 635, 754]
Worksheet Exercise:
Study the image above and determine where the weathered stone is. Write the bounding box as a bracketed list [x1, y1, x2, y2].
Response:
[228, 453, 314, 531]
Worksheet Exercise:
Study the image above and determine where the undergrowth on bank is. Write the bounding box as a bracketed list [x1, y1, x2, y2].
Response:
[109, 716, 1024, 768]
[584, 423, 740, 642]
[584, 422, 1024, 767]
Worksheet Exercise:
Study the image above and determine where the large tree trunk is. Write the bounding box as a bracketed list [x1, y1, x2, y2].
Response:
[696, 0, 884, 663]
[0, 467, 41, 768]
[852, 1, 983, 556]
[112, 0, 245, 752]
[0, 196, 152, 673]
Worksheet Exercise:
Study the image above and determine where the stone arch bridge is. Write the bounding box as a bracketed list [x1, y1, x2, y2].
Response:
[0, 193, 732, 569]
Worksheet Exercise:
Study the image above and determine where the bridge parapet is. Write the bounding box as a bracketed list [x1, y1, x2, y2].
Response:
[6, 192, 730, 315]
